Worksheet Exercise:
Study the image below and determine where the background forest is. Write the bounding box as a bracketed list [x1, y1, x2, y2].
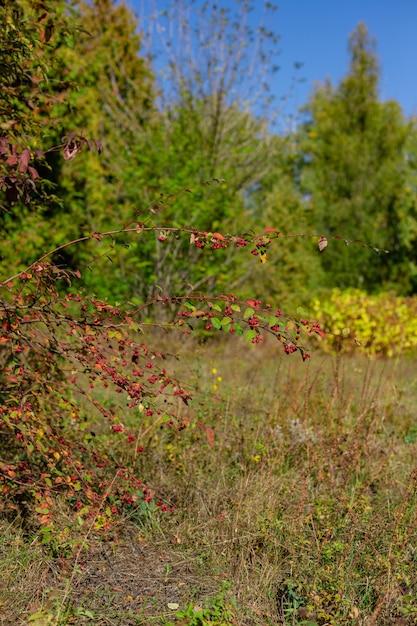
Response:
[3, 0, 417, 309]
[2, 2, 417, 625]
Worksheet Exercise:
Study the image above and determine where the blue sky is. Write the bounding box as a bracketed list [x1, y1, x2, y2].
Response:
[127, 0, 417, 121]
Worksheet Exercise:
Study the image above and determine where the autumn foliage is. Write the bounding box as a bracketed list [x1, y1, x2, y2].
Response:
[1, 0, 417, 537]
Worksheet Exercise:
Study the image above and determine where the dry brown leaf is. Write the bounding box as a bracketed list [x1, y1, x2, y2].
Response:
[318, 236, 328, 252]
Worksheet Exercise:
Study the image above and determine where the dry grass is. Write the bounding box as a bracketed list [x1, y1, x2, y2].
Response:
[1, 340, 417, 625]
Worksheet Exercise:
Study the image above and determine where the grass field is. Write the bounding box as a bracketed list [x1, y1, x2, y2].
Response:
[1, 338, 417, 625]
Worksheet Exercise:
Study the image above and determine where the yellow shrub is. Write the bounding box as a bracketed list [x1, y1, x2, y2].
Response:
[311, 289, 417, 357]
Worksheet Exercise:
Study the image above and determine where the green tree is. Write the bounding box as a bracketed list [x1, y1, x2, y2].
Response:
[0, 0, 70, 140]
[299, 23, 417, 293]
[0, 0, 156, 293]
[1, 0, 318, 308]
[242, 134, 325, 310]
[42, 0, 156, 291]
[54, 0, 284, 304]
[0, 0, 77, 271]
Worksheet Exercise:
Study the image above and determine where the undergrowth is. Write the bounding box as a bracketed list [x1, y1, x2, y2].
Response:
[1, 341, 417, 625]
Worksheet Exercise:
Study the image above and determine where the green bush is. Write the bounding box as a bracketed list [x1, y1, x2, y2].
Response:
[311, 289, 417, 357]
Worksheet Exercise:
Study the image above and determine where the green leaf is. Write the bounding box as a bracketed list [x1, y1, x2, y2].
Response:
[221, 316, 232, 326]
[269, 316, 282, 328]
[129, 319, 141, 332]
[211, 317, 222, 329]
[79, 609, 95, 618]
[40, 525, 54, 533]
[231, 304, 241, 312]
[27, 611, 53, 622]
[245, 330, 256, 342]
[235, 323, 244, 336]
[243, 307, 254, 319]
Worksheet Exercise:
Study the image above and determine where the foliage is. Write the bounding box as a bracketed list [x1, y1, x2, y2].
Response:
[299, 23, 417, 294]
[132, 0, 283, 300]
[244, 134, 326, 309]
[0, 0, 71, 139]
[1, 204, 328, 528]
[0, 0, 75, 274]
[43, 0, 287, 303]
[311, 288, 417, 356]
[2, 5, 417, 625]
[0, 0, 329, 537]
[49, 0, 157, 285]
[163, 584, 236, 625]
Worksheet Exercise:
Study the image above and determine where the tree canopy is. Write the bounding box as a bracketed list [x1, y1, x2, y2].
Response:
[299, 23, 417, 294]
[1, 7, 417, 304]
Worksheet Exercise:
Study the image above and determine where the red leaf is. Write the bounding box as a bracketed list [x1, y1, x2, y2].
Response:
[205, 427, 214, 448]
[197, 422, 215, 448]
[18, 149, 30, 173]
[28, 166, 39, 180]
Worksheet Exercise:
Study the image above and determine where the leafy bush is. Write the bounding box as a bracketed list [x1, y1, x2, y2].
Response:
[311, 288, 417, 356]
[1, 207, 325, 531]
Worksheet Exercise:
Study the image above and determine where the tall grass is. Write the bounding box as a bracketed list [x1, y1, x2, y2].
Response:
[1, 341, 417, 625]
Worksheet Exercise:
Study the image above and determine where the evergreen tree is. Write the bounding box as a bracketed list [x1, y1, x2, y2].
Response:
[300, 23, 417, 293]
[2, 0, 159, 299]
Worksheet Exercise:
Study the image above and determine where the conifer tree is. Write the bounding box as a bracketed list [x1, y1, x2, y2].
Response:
[300, 23, 417, 293]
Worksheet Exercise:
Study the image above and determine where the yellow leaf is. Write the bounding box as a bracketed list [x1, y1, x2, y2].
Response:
[187, 310, 207, 317]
